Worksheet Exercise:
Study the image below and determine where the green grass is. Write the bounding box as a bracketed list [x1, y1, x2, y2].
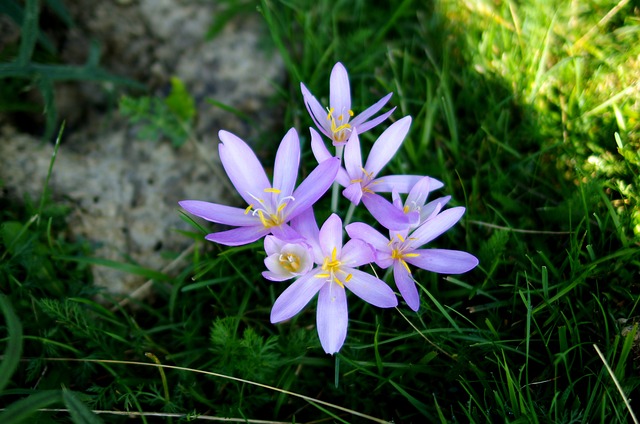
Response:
[1, 0, 640, 422]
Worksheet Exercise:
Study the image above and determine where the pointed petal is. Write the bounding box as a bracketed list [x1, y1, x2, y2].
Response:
[408, 207, 466, 248]
[364, 116, 411, 177]
[393, 262, 420, 311]
[406, 249, 479, 274]
[370, 175, 440, 194]
[344, 130, 363, 180]
[273, 128, 300, 197]
[218, 130, 271, 205]
[311, 128, 333, 162]
[290, 207, 323, 264]
[421, 196, 451, 223]
[344, 268, 397, 308]
[354, 107, 396, 134]
[345, 222, 390, 253]
[301, 83, 331, 138]
[288, 157, 340, 218]
[329, 62, 351, 114]
[340, 239, 375, 267]
[319, 213, 343, 258]
[317, 282, 348, 354]
[270, 269, 325, 323]
[362, 193, 410, 231]
[270, 223, 303, 242]
[343, 182, 363, 205]
[179, 200, 257, 226]
[350, 93, 393, 128]
[406, 176, 433, 208]
[205, 225, 270, 246]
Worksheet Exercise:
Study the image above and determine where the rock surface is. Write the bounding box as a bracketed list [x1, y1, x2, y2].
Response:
[0, 1, 284, 295]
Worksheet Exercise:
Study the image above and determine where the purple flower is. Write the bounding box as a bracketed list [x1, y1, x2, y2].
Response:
[301, 62, 395, 146]
[346, 206, 479, 311]
[179, 128, 340, 246]
[262, 236, 314, 282]
[270, 210, 398, 354]
[313, 116, 443, 230]
[391, 176, 451, 230]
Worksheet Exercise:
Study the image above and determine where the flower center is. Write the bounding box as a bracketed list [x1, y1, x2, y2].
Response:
[326, 107, 354, 143]
[279, 252, 301, 272]
[244, 188, 294, 229]
[389, 235, 420, 273]
[315, 246, 352, 287]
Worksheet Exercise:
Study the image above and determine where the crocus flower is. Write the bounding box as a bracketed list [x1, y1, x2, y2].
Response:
[312, 116, 443, 230]
[301, 62, 395, 146]
[270, 210, 398, 354]
[346, 206, 479, 311]
[262, 236, 314, 282]
[391, 176, 451, 230]
[179, 128, 339, 246]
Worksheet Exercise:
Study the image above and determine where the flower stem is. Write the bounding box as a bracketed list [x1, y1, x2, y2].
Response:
[344, 202, 356, 226]
[331, 145, 345, 213]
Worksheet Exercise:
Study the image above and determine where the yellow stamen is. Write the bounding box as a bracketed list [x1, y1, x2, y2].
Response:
[277, 202, 287, 213]
[264, 188, 281, 193]
[405, 253, 420, 258]
[397, 234, 405, 242]
[350, 178, 363, 184]
[403, 205, 410, 214]
[244, 204, 253, 214]
[348, 110, 354, 117]
[401, 259, 411, 273]
[345, 274, 353, 282]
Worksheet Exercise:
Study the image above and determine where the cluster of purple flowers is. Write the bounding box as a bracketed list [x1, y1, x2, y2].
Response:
[180, 62, 478, 354]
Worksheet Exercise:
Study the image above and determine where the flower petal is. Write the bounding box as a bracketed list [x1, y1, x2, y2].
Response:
[340, 239, 375, 267]
[329, 62, 351, 115]
[354, 107, 396, 134]
[364, 116, 411, 177]
[345, 222, 390, 253]
[319, 213, 343, 258]
[393, 262, 420, 311]
[406, 249, 479, 274]
[342, 182, 363, 205]
[290, 207, 323, 264]
[369, 175, 430, 194]
[350, 93, 393, 129]
[301, 83, 331, 138]
[270, 269, 325, 323]
[273, 128, 300, 197]
[179, 200, 257, 226]
[362, 193, 410, 231]
[263, 235, 285, 256]
[344, 130, 363, 180]
[310, 128, 333, 162]
[317, 282, 348, 354]
[288, 158, 340, 218]
[408, 207, 466, 248]
[218, 130, 271, 206]
[421, 196, 451, 223]
[205, 225, 270, 246]
[344, 268, 397, 308]
[406, 176, 433, 209]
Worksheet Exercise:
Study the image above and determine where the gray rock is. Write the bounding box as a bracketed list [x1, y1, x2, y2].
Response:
[0, 1, 284, 296]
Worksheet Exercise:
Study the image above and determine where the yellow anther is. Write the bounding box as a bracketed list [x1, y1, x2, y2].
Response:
[403, 205, 410, 214]
[277, 202, 287, 213]
[264, 188, 281, 193]
[397, 234, 405, 242]
[327, 108, 335, 120]
[345, 274, 353, 282]
[348, 110, 354, 117]
[315, 273, 330, 279]
[244, 204, 253, 214]
[405, 253, 420, 258]
[350, 178, 363, 184]
[401, 259, 411, 273]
